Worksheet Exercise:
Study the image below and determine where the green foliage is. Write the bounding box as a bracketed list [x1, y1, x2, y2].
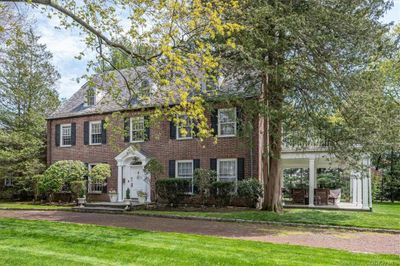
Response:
[373, 151, 400, 202]
[193, 168, 217, 205]
[89, 163, 111, 182]
[0, 27, 60, 197]
[211, 181, 235, 207]
[144, 159, 163, 176]
[71, 181, 86, 199]
[38, 172, 64, 202]
[14, 174, 43, 201]
[237, 178, 263, 207]
[0, 188, 14, 200]
[44, 160, 87, 188]
[156, 178, 190, 205]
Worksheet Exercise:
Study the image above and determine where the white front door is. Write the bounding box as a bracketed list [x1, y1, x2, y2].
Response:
[123, 165, 149, 200]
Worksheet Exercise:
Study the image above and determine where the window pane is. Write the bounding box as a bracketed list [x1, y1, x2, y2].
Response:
[218, 160, 236, 181]
[219, 109, 235, 123]
[177, 162, 193, 178]
[61, 125, 72, 146]
[91, 122, 102, 144]
[220, 123, 235, 136]
[131, 117, 145, 141]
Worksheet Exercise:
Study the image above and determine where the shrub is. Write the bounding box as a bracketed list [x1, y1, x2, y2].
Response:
[211, 181, 235, 207]
[38, 172, 64, 202]
[0, 189, 14, 200]
[156, 178, 190, 205]
[71, 180, 86, 199]
[14, 174, 43, 201]
[144, 159, 164, 176]
[193, 168, 216, 205]
[237, 178, 263, 207]
[44, 160, 87, 190]
[89, 163, 111, 182]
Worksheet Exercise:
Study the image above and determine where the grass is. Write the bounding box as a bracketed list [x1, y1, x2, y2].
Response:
[136, 202, 400, 230]
[0, 218, 398, 265]
[0, 202, 71, 210]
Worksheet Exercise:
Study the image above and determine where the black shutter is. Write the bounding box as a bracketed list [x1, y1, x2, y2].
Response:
[170, 121, 176, 139]
[101, 120, 107, 144]
[237, 158, 245, 180]
[144, 115, 150, 141]
[193, 159, 200, 194]
[193, 159, 200, 170]
[210, 158, 217, 171]
[236, 107, 242, 136]
[169, 160, 176, 178]
[124, 118, 130, 142]
[211, 110, 218, 136]
[71, 123, 76, 146]
[55, 124, 60, 147]
[83, 121, 89, 145]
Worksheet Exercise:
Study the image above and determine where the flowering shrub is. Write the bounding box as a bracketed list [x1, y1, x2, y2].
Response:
[89, 163, 111, 182]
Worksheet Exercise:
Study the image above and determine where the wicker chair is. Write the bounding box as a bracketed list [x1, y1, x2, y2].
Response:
[291, 189, 307, 205]
[314, 188, 329, 205]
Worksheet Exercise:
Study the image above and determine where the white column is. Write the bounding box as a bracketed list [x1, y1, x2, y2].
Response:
[351, 173, 358, 205]
[309, 159, 316, 207]
[117, 164, 123, 202]
[357, 176, 362, 207]
[362, 175, 369, 209]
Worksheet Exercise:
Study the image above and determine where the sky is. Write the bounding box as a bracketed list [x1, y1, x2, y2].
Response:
[23, 1, 400, 99]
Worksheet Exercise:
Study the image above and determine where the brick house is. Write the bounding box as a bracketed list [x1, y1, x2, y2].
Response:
[47, 71, 373, 209]
[47, 71, 261, 202]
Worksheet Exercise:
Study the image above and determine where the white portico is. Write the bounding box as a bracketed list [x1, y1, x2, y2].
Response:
[281, 147, 372, 210]
[115, 147, 151, 202]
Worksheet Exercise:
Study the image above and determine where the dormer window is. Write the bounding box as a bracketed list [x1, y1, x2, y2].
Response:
[86, 88, 96, 106]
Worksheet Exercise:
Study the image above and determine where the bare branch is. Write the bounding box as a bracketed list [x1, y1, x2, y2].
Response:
[0, 0, 147, 61]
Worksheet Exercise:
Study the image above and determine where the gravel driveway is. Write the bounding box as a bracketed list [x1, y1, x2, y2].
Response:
[0, 210, 398, 255]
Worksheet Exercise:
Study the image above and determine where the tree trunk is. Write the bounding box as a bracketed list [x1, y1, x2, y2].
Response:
[261, 70, 284, 212]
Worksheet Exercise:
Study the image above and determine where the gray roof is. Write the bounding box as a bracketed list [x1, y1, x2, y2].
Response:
[48, 68, 258, 120]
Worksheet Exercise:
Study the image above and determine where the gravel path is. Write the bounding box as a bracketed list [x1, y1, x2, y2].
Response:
[0, 210, 399, 255]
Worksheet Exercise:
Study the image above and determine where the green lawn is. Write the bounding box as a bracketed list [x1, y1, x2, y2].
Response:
[0, 202, 71, 210]
[136, 202, 400, 230]
[0, 218, 398, 265]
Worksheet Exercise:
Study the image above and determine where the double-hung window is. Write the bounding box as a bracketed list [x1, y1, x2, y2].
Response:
[217, 159, 237, 182]
[88, 163, 104, 193]
[4, 177, 13, 187]
[218, 108, 236, 137]
[130, 117, 145, 142]
[176, 115, 192, 140]
[60, 124, 72, 147]
[89, 121, 102, 145]
[176, 160, 194, 193]
[86, 89, 96, 106]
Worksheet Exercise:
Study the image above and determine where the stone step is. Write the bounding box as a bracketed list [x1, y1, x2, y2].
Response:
[85, 202, 133, 209]
[72, 206, 127, 214]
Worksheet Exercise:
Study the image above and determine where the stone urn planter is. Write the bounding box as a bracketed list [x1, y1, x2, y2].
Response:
[77, 197, 86, 207]
[137, 191, 147, 204]
[108, 191, 118, 203]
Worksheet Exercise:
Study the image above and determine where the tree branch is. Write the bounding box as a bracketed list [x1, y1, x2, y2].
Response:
[0, 0, 147, 61]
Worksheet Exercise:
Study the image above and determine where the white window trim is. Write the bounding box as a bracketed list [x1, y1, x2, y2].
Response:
[217, 158, 238, 182]
[176, 116, 193, 140]
[85, 89, 96, 107]
[217, 107, 237, 137]
[130, 117, 145, 143]
[175, 160, 194, 193]
[4, 178, 13, 187]
[60, 123, 72, 147]
[89, 121, 102, 145]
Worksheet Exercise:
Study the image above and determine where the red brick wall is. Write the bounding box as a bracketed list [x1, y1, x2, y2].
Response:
[47, 108, 259, 201]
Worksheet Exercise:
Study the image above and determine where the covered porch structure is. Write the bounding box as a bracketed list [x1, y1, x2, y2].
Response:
[281, 148, 372, 210]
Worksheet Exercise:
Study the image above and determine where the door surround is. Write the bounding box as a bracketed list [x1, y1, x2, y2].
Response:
[115, 146, 151, 202]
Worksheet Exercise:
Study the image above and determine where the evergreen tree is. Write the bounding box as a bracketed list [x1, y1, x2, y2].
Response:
[0, 28, 60, 196]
